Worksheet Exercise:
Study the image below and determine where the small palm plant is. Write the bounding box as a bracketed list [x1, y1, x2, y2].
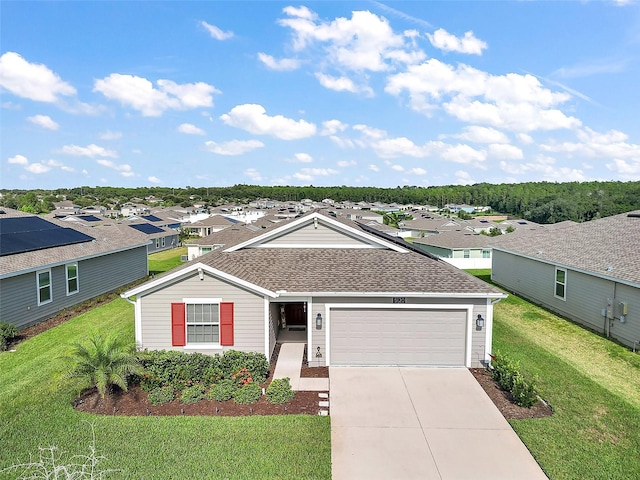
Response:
[63, 331, 144, 398]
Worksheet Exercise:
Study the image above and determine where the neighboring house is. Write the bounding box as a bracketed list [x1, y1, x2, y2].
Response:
[185, 224, 268, 260]
[127, 222, 179, 253]
[121, 203, 150, 217]
[412, 231, 495, 269]
[53, 200, 81, 213]
[0, 208, 149, 330]
[186, 215, 237, 237]
[121, 211, 505, 368]
[490, 211, 640, 349]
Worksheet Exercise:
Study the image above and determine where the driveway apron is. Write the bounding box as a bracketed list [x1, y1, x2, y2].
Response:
[330, 367, 548, 480]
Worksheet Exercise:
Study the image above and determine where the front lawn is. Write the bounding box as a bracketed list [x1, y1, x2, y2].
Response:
[469, 270, 640, 480]
[148, 246, 187, 275]
[0, 299, 331, 478]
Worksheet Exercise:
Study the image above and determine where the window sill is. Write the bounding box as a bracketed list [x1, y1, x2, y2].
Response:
[183, 344, 223, 350]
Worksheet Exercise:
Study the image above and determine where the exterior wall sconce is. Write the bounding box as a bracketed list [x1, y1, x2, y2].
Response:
[476, 314, 485, 329]
[198, 267, 204, 281]
[316, 313, 323, 330]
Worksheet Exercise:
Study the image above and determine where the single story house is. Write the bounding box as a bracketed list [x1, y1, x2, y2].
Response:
[491, 211, 640, 349]
[122, 211, 505, 368]
[412, 231, 494, 269]
[0, 208, 150, 329]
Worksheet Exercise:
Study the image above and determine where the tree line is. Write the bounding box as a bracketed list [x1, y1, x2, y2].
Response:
[1, 181, 638, 224]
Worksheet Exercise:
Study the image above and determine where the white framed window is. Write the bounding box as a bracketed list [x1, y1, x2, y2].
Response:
[482, 250, 491, 259]
[185, 299, 221, 345]
[463, 249, 470, 259]
[554, 267, 567, 300]
[66, 263, 79, 295]
[201, 247, 213, 254]
[155, 238, 160, 248]
[161, 237, 166, 247]
[37, 269, 52, 305]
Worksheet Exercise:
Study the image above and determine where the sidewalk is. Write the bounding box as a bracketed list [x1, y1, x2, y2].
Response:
[273, 343, 329, 391]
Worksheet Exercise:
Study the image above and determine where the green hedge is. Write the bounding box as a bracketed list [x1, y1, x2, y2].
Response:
[491, 351, 539, 408]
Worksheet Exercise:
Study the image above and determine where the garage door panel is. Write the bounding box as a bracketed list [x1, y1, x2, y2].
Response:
[330, 308, 466, 366]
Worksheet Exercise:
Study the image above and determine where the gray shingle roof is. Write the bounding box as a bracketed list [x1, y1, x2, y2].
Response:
[196, 248, 502, 294]
[413, 231, 495, 249]
[490, 210, 640, 285]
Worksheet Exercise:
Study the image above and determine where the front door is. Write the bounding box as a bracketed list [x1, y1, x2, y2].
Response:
[284, 303, 306, 329]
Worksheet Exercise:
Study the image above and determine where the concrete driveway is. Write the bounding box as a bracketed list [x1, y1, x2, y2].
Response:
[330, 367, 548, 480]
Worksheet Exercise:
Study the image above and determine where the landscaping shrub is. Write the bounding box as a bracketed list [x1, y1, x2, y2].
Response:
[139, 349, 268, 393]
[233, 382, 262, 404]
[491, 351, 539, 408]
[206, 379, 237, 401]
[180, 384, 206, 404]
[148, 386, 175, 405]
[266, 378, 295, 404]
[0, 322, 18, 352]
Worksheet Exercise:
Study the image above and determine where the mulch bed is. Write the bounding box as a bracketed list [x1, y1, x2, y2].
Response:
[11, 309, 549, 420]
[470, 368, 553, 420]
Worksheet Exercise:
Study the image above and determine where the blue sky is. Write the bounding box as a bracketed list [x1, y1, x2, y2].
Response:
[2, 1, 640, 189]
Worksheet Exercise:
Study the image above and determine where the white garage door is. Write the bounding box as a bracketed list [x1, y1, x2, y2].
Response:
[330, 308, 467, 366]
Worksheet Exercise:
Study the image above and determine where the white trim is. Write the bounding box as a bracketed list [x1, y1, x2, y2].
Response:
[554, 267, 567, 301]
[121, 262, 277, 299]
[324, 303, 474, 367]
[65, 262, 79, 296]
[306, 297, 313, 354]
[484, 298, 494, 365]
[264, 296, 270, 360]
[36, 268, 52, 306]
[224, 212, 409, 253]
[182, 297, 222, 303]
[270, 291, 507, 299]
[134, 298, 142, 347]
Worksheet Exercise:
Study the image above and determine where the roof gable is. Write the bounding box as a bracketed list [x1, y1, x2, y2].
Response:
[224, 212, 408, 252]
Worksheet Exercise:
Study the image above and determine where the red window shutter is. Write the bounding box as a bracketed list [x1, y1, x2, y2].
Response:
[171, 303, 186, 346]
[220, 302, 234, 346]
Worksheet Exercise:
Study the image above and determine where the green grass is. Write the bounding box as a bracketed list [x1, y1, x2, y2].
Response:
[0, 298, 331, 479]
[469, 272, 640, 480]
[148, 246, 187, 275]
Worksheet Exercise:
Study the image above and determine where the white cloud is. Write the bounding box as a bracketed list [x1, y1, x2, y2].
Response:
[368, 164, 380, 172]
[28, 114, 59, 130]
[293, 152, 313, 163]
[541, 127, 640, 159]
[279, 7, 422, 73]
[204, 139, 264, 156]
[99, 130, 122, 140]
[454, 170, 475, 185]
[391, 164, 405, 171]
[244, 168, 263, 182]
[59, 144, 118, 158]
[409, 167, 427, 175]
[487, 143, 524, 160]
[517, 133, 534, 144]
[96, 159, 135, 177]
[94, 74, 219, 116]
[386, 58, 580, 132]
[25, 162, 51, 174]
[178, 123, 206, 135]
[606, 158, 640, 180]
[321, 119, 349, 135]
[148, 176, 162, 184]
[8, 154, 29, 165]
[427, 28, 487, 55]
[329, 135, 356, 148]
[44, 159, 74, 172]
[353, 124, 387, 139]
[499, 155, 587, 181]
[200, 21, 234, 40]
[257, 53, 300, 71]
[220, 104, 316, 140]
[337, 160, 357, 167]
[452, 126, 509, 144]
[293, 167, 339, 181]
[315, 73, 373, 95]
[0, 52, 76, 103]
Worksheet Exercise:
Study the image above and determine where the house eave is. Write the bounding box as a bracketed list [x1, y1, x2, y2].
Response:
[271, 291, 507, 299]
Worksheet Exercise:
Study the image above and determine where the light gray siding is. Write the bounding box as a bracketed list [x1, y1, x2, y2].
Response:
[138, 271, 265, 355]
[1, 246, 148, 329]
[492, 250, 640, 348]
[146, 234, 179, 254]
[268, 303, 279, 360]
[310, 296, 489, 368]
[414, 244, 452, 258]
[257, 223, 375, 248]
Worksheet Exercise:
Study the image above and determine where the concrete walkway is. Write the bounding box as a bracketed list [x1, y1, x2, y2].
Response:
[330, 367, 548, 480]
[273, 343, 329, 391]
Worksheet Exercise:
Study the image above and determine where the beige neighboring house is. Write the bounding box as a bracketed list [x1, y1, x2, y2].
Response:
[122, 211, 505, 368]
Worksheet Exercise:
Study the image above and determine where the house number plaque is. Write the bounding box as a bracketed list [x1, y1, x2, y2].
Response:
[392, 297, 406, 304]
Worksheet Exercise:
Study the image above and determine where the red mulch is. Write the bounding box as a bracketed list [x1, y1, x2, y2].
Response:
[13, 307, 549, 420]
[470, 368, 553, 420]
